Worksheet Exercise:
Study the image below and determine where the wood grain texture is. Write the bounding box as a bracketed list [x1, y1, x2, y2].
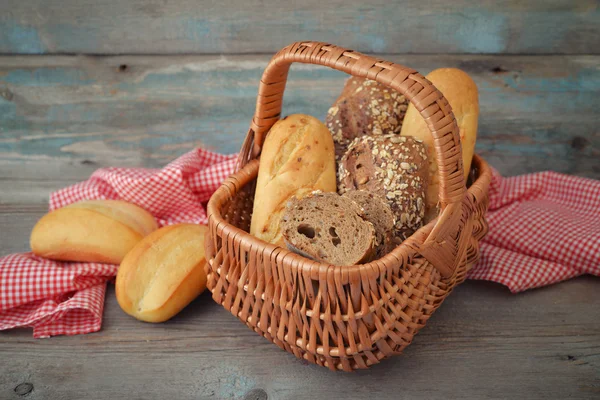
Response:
[0, 0, 598, 55]
[1, 178, 599, 399]
[1, 54, 599, 178]
[0, 257, 598, 398]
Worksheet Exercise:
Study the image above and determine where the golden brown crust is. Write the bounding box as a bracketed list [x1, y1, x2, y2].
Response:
[115, 223, 208, 323]
[400, 68, 479, 221]
[30, 200, 157, 264]
[250, 114, 337, 246]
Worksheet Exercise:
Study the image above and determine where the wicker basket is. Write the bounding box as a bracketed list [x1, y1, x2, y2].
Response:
[205, 41, 492, 371]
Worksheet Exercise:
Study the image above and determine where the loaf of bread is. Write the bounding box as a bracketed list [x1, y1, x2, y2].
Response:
[400, 68, 479, 221]
[250, 114, 337, 246]
[30, 200, 158, 264]
[342, 190, 394, 256]
[326, 77, 408, 162]
[281, 192, 376, 266]
[338, 134, 428, 241]
[116, 223, 208, 323]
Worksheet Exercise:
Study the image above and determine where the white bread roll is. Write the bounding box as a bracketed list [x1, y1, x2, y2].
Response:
[116, 223, 208, 323]
[400, 68, 479, 220]
[30, 200, 158, 264]
[250, 114, 337, 246]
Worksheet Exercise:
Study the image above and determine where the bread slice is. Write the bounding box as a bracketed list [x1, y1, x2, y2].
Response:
[342, 190, 395, 256]
[281, 192, 376, 266]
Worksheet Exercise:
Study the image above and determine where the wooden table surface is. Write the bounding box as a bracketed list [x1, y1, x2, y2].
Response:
[1, 56, 599, 399]
[1, 1, 600, 399]
[1, 176, 599, 399]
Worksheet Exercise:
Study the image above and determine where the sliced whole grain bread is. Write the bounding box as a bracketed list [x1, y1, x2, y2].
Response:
[281, 192, 376, 266]
[342, 190, 395, 256]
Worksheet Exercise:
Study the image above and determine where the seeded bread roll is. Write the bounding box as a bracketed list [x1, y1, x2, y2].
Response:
[342, 190, 394, 256]
[338, 135, 428, 241]
[250, 114, 337, 246]
[326, 77, 408, 162]
[281, 192, 376, 266]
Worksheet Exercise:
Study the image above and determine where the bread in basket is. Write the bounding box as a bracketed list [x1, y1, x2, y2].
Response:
[205, 41, 492, 371]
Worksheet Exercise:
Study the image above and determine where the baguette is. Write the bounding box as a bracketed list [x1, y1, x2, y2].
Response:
[250, 114, 337, 246]
[400, 68, 479, 221]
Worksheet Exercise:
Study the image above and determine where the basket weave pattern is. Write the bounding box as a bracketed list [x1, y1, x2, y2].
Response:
[206, 42, 492, 371]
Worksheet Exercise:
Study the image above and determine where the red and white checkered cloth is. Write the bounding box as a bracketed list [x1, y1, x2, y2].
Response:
[468, 168, 600, 292]
[0, 148, 237, 338]
[1, 147, 599, 337]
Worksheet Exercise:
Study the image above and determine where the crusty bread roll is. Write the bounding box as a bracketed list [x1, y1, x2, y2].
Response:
[250, 114, 337, 246]
[116, 223, 208, 323]
[326, 77, 408, 162]
[30, 200, 158, 264]
[400, 68, 479, 221]
[338, 134, 428, 241]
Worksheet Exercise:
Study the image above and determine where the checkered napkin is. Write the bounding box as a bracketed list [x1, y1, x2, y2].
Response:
[468, 168, 600, 292]
[1, 148, 599, 337]
[0, 148, 237, 338]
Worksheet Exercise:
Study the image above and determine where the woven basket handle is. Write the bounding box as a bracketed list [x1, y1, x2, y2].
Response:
[239, 41, 466, 210]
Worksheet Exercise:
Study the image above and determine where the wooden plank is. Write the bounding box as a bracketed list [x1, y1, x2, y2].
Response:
[0, 263, 598, 397]
[0, 1, 599, 55]
[1, 54, 599, 179]
[0, 200, 599, 398]
[1, 133, 599, 398]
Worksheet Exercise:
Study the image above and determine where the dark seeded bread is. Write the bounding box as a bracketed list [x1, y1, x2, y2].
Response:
[338, 134, 428, 241]
[281, 192, 376, 266]
[342, 190, 395, 256]
[326, 77, 409, 162]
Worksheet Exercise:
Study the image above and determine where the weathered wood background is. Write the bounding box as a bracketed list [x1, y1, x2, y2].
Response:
[1, 1, 599, 178]
[1, 2, 599, 399]
[1, 0, 599, 54]
[1, 54, 598, 177]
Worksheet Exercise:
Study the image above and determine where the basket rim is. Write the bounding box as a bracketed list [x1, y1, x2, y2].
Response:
[206, 153, 492, 284]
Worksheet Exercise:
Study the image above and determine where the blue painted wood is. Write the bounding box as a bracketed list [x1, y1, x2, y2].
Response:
[0, 54, 598, 178]
[0, 1, 598, 55]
